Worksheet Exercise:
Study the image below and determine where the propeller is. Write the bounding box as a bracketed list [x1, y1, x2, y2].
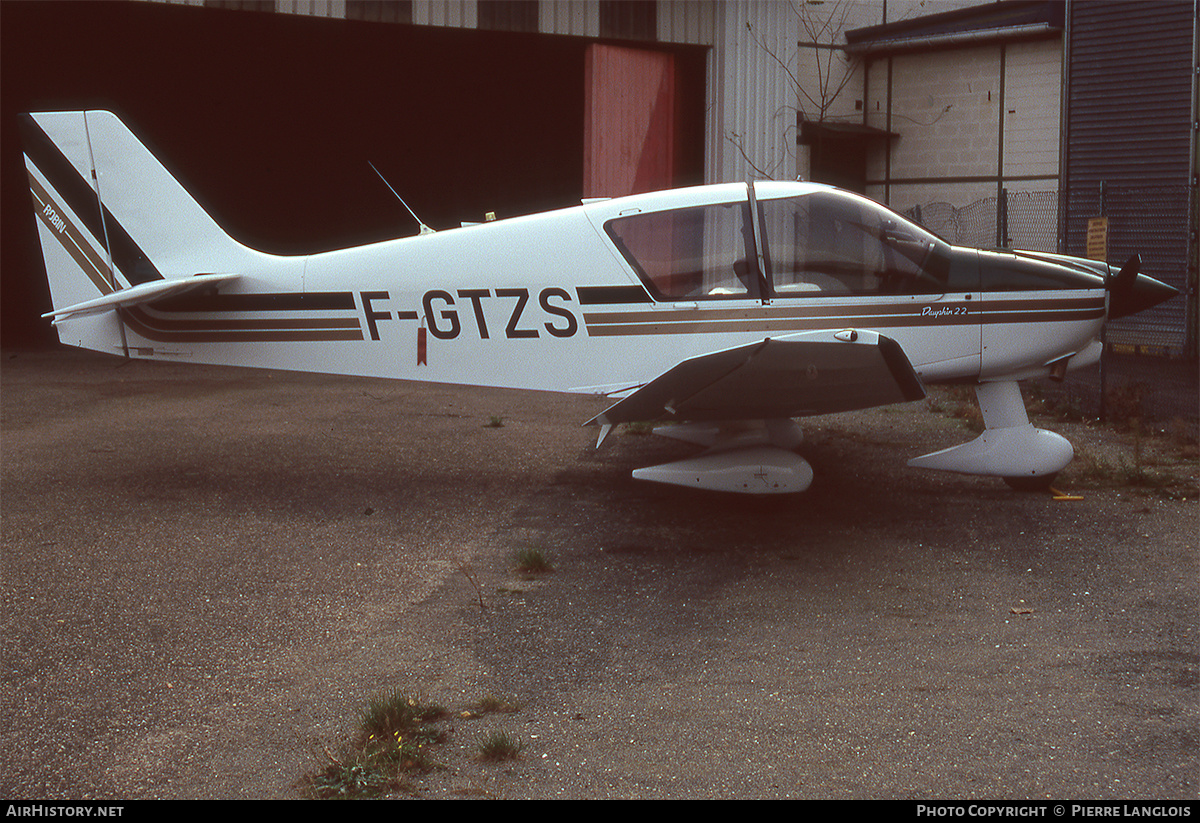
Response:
[1106, 254, 1178, 320]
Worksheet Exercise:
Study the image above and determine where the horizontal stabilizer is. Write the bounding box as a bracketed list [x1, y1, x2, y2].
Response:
[42, 273, 240, 323]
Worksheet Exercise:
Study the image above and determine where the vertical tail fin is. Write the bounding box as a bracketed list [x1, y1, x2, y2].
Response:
[21, 110, 257, 351]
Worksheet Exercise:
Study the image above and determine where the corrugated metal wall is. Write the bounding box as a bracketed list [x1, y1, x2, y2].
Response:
[706, 2, 803, 184]
[1063, 0, 1196, 354]
[266, 1, 717, 43]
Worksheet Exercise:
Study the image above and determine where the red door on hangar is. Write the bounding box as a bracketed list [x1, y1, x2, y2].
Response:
[583, 43, 678, 199]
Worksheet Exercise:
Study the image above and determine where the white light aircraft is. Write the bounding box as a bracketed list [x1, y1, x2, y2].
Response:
[23, 110, 1177, 494]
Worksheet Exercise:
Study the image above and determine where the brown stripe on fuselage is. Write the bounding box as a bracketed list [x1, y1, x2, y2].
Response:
[581, 294, 1105, 336]
[123, 306, 364, 343]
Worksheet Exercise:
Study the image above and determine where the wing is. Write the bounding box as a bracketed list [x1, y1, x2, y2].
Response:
[586, 329, 925, 427]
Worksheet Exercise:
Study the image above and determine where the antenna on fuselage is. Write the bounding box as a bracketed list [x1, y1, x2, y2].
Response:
[368, 161, 436, 235]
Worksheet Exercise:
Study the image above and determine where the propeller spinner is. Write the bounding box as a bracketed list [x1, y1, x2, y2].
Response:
[1107, 254, 1179, 320]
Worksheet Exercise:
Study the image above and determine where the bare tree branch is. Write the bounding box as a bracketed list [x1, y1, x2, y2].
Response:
[744, 0, 861, 124]
[725, 129, 785, 179]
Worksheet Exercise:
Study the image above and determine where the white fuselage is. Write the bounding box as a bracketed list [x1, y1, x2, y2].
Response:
[106, 182, 1105, 402]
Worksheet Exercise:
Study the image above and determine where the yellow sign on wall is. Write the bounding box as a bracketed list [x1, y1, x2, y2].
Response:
[1086, 216, 1109, 261]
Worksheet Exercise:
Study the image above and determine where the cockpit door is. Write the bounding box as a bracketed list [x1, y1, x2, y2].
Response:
[751, 189, 981, 380]
[604, 193, 765, 304]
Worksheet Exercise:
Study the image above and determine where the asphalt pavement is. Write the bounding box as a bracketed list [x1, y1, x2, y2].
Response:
[2, 349, 1196, 799]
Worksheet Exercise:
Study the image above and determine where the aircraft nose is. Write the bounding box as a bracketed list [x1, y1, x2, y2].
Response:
[1108, 255, 1179, 320]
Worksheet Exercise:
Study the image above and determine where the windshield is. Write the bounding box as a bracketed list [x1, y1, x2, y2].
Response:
[758, 190, 951, 296]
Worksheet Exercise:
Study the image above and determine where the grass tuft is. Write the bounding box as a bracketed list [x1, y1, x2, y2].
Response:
[303, 690, 448, 799]
[359, 688, 447, 740]
[477, 730, 524, 761]
[1069, 451, 1178, 491]
[927, 386, 983, 432]
[305, 751, 409, 799]
[514, 544, 553, 573]
[475, 693, 521, 715]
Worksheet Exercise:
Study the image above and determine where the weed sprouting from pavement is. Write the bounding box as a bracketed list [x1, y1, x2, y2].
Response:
[477, 729, 524, 762]
[459, 564, 487, 611]
[1068, 449, 1183, 493]
[474, 693, 521, 715]
[305, 750, 410, 799]
[303, 687, 530, 797]
[514, 544, 553, 573]
[359, 688, 447, 741]
[303, 690, 448, 799]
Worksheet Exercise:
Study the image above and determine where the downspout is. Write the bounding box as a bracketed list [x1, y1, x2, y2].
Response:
[1188, 0, 1199, 357]
[998, 43, 1007, 248]
[1057, 0, 1073, 255]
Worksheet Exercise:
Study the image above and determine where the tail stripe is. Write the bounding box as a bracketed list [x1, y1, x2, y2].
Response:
[123, 307, 364, 343]
[27, 170, 114, 296]
[19, 113, 163, 286]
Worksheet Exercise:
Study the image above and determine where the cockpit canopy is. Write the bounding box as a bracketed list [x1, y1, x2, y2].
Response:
[605, 188, 961, 301]
[602, 185, 1103, 300]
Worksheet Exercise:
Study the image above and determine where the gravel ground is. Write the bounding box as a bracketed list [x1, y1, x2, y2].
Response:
[1, 349, 1196, 799]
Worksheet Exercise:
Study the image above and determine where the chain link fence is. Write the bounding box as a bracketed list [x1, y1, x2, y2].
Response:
[908, 190, 1061, 253]
[904, 187, 1198, 424]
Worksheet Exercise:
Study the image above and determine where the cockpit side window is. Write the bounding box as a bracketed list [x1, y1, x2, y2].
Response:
[605, 202, 757, 300]
[759, 192, 950, 297]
